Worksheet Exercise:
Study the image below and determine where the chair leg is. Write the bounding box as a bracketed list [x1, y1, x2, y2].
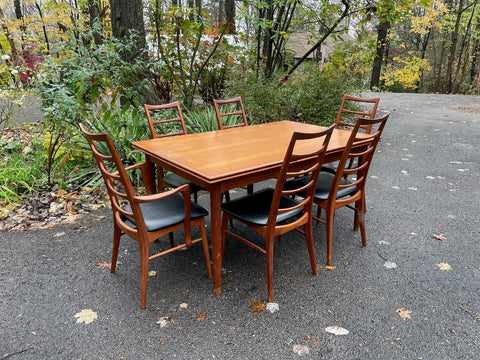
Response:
[198, 219, 212, 278]
[168, 233, 175, 248]
[193, 191, 198, 203]
[304, 222, 317, 275]
[223, 191, 231, 202]
[139, 242, 150, 309]
[266, 237, 275, 303]
[111, 222, 121, 273]
[246, 184, 254, 194]
[356, 200, 367, 246]
[325, 209, 335, 266]
[316, 206, 322, 223]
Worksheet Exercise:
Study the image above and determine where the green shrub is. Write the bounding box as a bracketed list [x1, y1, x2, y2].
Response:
[224, 65, 357, 126]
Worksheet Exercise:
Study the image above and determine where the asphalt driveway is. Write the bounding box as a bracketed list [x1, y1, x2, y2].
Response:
[1, 92, 479, 359]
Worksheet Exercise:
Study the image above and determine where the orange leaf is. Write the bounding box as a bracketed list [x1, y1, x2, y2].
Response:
[396, 308, 411, 320]
[96, 262, 111, 269]
[249, 301, 265, 312]
[325, 265, 336, 270]
[196, 311, 208, 321]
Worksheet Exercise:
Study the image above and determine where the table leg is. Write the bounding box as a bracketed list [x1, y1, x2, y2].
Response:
[210, 185, 223, 295]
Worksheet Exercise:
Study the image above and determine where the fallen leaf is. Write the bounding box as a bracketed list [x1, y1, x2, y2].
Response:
[396, 308, 411, 320]
[249, 301, 265, 312]
[292, 344, 310, 355]
[266, 302, 279, 313]
[325, 326, 349, 335]
[96, 262, 111, 269]
[432, 234, 447, 241]
[179, 303, 188, 309]
[305, 334, 319, 348]
[74, 309, 97, 324]
[196, 311, 208, 321]
[324, 265, 336, 270]
[437, 262, 451, 271]
[156, 316, 174, 328]
[384, 261, 398, 269]
[148, 271, 157, 276]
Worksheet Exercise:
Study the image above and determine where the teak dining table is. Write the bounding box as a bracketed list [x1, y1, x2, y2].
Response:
[132, 120, 369, 296]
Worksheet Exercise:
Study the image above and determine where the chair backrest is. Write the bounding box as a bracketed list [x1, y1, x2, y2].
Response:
[335, 95, 380, 134]
[79, 123, 149, 235]
[330, 112, 390, 200]
[213, 96, 248, 130]
[144, 101, 188, 139]
[269, 125, 335, 226]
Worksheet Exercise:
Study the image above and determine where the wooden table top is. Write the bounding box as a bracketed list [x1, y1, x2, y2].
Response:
[132, 120, 367, 183]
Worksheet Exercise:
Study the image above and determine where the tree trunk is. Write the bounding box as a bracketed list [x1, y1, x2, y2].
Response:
[224, 0, 236, 34]
[110, 0, 146, 47]
[34, 2, 50, 53]
[110, 0, 150, 103]
[370, 19, 391, 90]
[88, 0, 104, 45]
[444, 0, 463, 93]
[0, 7, 17, 56]
[469, 20, 480, 84]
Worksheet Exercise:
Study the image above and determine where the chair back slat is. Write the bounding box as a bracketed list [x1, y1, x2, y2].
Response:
[335, 95, 380, 134]
[213, 97, 249, 130]
[144, 102, 188, 139]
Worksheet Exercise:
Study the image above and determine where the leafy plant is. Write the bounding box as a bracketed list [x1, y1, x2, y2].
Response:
[226, 66, 356, 126]
[36, 30, 151, 188]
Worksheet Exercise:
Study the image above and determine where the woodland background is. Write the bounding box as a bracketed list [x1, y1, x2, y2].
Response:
[1, 0, 479, 216]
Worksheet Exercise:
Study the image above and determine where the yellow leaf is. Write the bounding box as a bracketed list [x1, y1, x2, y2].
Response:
[324, 265, 336, 270]
[437, 262, 451, 271]
[396, 308, 411, 320]
[74, 309, 97, 324]
[148, 271, 157, 276]
[249, 301, 265, 312]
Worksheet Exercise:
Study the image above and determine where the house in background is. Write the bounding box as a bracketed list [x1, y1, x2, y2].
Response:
[285, 31, 351, 66]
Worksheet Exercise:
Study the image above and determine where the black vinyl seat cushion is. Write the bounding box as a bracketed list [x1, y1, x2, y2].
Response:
[221, 188, 303, 226]
[123, 194, 208, 232]
[321, 159, 359, 174]
[163, 173, 203, 193]
[285, 172, 357, 201]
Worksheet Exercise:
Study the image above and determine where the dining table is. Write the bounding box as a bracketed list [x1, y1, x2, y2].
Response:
[132, 120, 370, 296]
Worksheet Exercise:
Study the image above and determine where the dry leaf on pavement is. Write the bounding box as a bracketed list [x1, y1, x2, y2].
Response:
[249, 301, 265, 312]
[196, 311, 208, 321]
[437, 262, 451, 271]
[96, 262, 111, 269]
[325, 326, 349, 335]
[396, 308, 412, 320]
[74, 309, 98, 324]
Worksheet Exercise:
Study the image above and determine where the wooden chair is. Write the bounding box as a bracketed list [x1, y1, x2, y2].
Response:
[80, 123, 212, 309]
[323, 95, 381, 174]
[144, 102, 203, 202]
[213, 96, 253, 198]
[213, 96, 248, 130]
[220, 125, 334, 302]
[334, 94, 380, 133]
[288, 113, 389, 266]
